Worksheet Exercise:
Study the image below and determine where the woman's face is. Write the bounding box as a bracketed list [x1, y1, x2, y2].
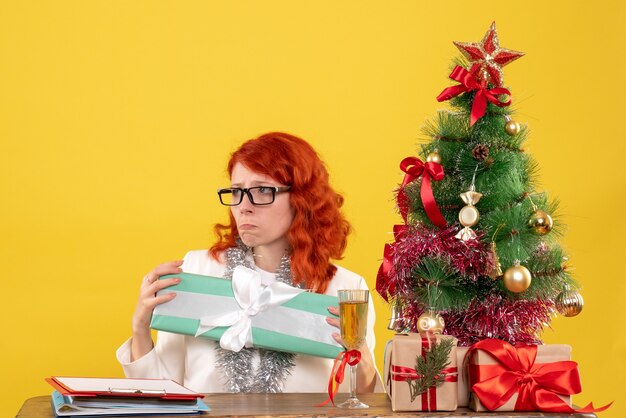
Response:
[230, 162, 294, 252]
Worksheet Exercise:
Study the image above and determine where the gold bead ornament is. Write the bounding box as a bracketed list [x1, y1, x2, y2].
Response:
[503, 262, 532, 293]
[459, 203, 480, 226]
[416, 309, 445, 334]
[504, 115, 521, 136]
[489, 242, 503, 279]
[455, 180, 482, 241]
[555, 287, 584, 317]
[528, 209, 553, 235]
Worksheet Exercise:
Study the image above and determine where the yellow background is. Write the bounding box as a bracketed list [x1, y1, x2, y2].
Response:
[1, 1, 624, 416]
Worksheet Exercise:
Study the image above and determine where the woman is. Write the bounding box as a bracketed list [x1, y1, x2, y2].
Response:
[117, 132, 379, 393]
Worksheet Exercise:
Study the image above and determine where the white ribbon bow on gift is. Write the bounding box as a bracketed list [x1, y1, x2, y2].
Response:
[195, 265, 304, 352]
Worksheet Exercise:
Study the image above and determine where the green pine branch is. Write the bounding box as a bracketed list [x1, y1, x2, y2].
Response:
[406, 338, 454, 401]
[410, 257, 471, 311]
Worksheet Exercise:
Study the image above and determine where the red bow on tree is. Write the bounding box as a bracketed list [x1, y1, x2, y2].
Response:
[397, 156, 447, 228]
[436, 66, 511, 126]
[376, 157, 447, 301]
[375, 224, 407, 301]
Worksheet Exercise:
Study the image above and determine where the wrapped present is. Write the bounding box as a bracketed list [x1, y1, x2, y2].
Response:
[384, 333, 458, 412]
[456, 346, 470, 407]
[468, 339, 611, 413]
[151, 266, 343, 359]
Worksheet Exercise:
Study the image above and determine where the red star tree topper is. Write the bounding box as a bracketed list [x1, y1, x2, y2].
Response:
[454, 21, 524, 87]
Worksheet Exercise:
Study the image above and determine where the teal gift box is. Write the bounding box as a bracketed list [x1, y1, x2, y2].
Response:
[150, 270, 343, 359]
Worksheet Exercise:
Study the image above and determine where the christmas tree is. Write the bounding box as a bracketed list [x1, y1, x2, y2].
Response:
[376, 22, 584, 346]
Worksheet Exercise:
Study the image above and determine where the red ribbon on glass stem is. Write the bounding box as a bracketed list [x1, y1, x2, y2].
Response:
[436, 65, 512, 126]
[468, 339, 612, 413]
[318, 349, 361, 407]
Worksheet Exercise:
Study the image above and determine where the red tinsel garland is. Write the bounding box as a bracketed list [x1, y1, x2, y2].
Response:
[443, 295, 554, 346]
[401, 295, 553, 347]
[382, 224, 554, 346]
[386, 224, 493, 298]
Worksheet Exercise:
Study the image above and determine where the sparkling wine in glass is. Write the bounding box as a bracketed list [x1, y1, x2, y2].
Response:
[337, 289, 369, 409]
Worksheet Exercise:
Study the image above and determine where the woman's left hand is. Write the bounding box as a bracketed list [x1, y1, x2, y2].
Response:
[326, 306, 377, 392]
[326, 306, 343, 345]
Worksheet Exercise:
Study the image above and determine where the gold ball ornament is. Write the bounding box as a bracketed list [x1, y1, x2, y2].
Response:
[503, 264, 532, 293]
[528, 210, 553, 234]
[416, 310, 445, 334]
[427, 149, 442, 164]
[555, 289, 584, 317]
[504, 119, 521, 136]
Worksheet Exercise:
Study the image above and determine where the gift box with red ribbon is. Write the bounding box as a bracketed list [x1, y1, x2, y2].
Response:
[468, 339, 611, 413]
[456, 346, 470, 407]
[384, 333, 458, 412]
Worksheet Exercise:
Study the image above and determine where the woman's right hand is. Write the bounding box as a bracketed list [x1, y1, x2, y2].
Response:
[130, 260, 183, 361]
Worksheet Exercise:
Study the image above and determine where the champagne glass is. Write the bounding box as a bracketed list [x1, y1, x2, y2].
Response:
[337, 289, 369, 409]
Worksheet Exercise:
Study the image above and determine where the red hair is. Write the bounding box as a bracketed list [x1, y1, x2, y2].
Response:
[210, 132, 351, 293]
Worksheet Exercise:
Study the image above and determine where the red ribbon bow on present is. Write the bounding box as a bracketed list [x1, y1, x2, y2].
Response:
[468, 339, 612, 413]
[317, 349, 361, 407]
[436, 65, 512, 126]
[398, 156, 447, 228]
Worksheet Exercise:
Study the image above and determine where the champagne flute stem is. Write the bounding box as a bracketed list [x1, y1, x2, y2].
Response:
[349, 364, 357, 399]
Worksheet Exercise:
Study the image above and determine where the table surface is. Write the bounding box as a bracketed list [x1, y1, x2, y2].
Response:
[16, 393, 597, 418]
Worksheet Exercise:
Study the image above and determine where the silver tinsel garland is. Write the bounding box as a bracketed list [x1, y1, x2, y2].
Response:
[215, 241, 297, 393]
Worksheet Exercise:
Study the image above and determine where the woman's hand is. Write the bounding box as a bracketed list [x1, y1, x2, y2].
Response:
[130, 260, 183, 361]
[326, 306, 377, 393]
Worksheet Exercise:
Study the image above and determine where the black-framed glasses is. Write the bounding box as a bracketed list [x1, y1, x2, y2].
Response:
[217, 186, 291, 206]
